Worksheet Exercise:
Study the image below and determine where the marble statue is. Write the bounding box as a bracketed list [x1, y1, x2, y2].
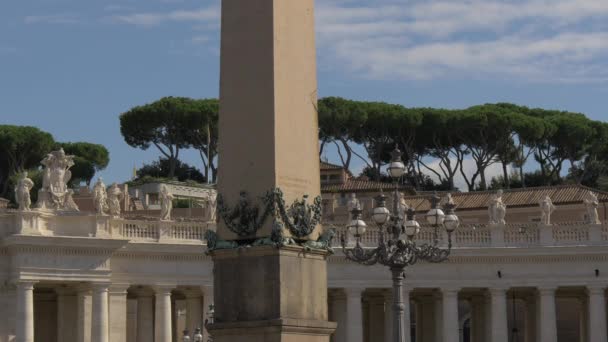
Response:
[107, 183, 123, 217]
[159, 185, 174, 221]
[397, 192, 409, 220]
[204, 192, 218, 222]
[15, 172, 34, 211]
[64, 189, 80, 212]
[36, 149, 76, 210]
[539, 195, 556, 226]
[488, 190, 507, 225]
[93, 178, 108, 215]
[346, 193, 360, 212]
[584, 191, 601, 224]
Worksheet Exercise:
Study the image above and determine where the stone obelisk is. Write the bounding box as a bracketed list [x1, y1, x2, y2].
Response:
[208, 0, 336, 341]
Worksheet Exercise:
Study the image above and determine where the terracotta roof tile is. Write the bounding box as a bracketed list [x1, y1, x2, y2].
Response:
[320, 161, 344, 170]
[402, 184, 608, 212]
[321, 179, 414, 194]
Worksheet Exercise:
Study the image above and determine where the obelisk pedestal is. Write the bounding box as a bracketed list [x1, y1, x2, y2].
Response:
[208, 0, 336, 341]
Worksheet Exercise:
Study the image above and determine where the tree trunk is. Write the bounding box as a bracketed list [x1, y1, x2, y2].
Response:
[502, 162, 510, 189]
[520, 165, 526, 188]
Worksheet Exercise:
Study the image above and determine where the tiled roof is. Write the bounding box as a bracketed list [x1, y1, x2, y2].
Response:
[320, 161, 345, 170]
[402, 184, 608, 212]
[322, 179, 415, 194]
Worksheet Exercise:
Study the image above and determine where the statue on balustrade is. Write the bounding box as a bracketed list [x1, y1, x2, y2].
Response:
[15, 172, 34, 211]
[64, 189, 80, 212]
[36, 148, 77, 211]
[93, 178, 108, 215]
[346, 193, 361, 215]
[398, 192, 409, 220]
[539, 195, 556, 226]
[488, 189, 507, 225]
[584, 191, 601, 224]
[159, 185, 174, 221]
[204, 192, 217, 222]
[107, 183, 123, 217]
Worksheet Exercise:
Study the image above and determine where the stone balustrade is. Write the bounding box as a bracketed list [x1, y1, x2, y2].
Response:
[0, 211, 212, 244]
[334, 222, 608, 248]
[1, 210, 606, 248]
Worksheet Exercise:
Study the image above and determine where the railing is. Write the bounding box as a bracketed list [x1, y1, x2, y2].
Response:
[332, 221, 607, 248]
[0, 210, 606, 248]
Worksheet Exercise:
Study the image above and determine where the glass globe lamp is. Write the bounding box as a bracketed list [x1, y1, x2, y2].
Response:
[443, 212, 459, 233]
[387, 146, 406, 179]
[348, 207, 367, 237]
[426, 208, 445, 226]
[372, 192, 390, 226]
[404, 219, 420, 239]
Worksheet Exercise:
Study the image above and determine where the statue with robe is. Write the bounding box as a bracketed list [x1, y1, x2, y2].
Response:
[15, 172, 34, 211]
[93, 178, 108, 215]
[539, 195, 556, 226]
[159, 185, 174, 221]
[107, 183, 123, 217]
[584, 191, 601, 224]
[488, 190, 507, 225]
[397, 192, 409, 220]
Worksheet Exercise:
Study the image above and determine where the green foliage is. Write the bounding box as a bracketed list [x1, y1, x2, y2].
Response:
[0, 125, 55, 198]
[135, 158, 206, 183]
[58, 142, 110, 186]
[316, 99, 608, 191]
[120, 97, 201, 178]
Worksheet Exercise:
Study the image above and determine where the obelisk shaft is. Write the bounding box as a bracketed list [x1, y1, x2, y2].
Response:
[210, 0, 335, 341]
[217, 0, 321, 239]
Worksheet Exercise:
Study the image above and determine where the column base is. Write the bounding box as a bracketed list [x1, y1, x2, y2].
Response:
[208, 318, 337, 342]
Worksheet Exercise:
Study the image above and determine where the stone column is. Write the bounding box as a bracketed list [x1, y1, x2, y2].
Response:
[91, 284, 110, 342]
[136, 290, 154, 342]
[109, 285, 130, 342]
[202, 285, 214, 342]
[345, 287, 364, 342]
[441, 288, 460, 342]
[330, 291, 347, 342]
[154, 286, 173, 342]
[538, 287, 557, 342]
[490, 288, 508, 342]
[184, 289, 202, 335]
[16, 281, 36, 342]
[77, 287, 92, 342]
[588, 286, 607, 342]
[383, 291, 393, 342]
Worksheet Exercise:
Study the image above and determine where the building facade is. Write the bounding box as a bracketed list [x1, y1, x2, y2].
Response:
[1, 179, 608, 342]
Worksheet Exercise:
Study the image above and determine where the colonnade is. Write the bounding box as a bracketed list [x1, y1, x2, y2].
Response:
[329, 285, 608, 342]
[14, 281, 214, 342]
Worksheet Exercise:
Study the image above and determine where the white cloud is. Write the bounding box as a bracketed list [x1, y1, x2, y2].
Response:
[315, 0, 608, 83]
[111, 7, 219, 27]
[105, 0, 608, 83]
[24, 14, 81, 25]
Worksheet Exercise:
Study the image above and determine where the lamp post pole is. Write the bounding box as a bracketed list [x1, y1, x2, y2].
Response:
[342, 145, 459, 342]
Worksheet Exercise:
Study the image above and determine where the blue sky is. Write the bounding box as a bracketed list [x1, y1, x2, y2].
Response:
[1, 0, 607, 187]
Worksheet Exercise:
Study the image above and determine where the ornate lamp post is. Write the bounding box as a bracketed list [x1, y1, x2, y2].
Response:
[341, 146, 459, 342]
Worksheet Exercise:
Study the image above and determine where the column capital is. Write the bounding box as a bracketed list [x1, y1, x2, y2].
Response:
[15, 280, 37, 290]
[153, 285, 175, 295]
[108, 284, 130, 295]
[489, 287, 509, 296]
[537, 286, 557, 295]
[91, 283, 111, 293]
[587, 285, 606, 295]
[344, 287, 366, 298]
[440, 286, 461, 295]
